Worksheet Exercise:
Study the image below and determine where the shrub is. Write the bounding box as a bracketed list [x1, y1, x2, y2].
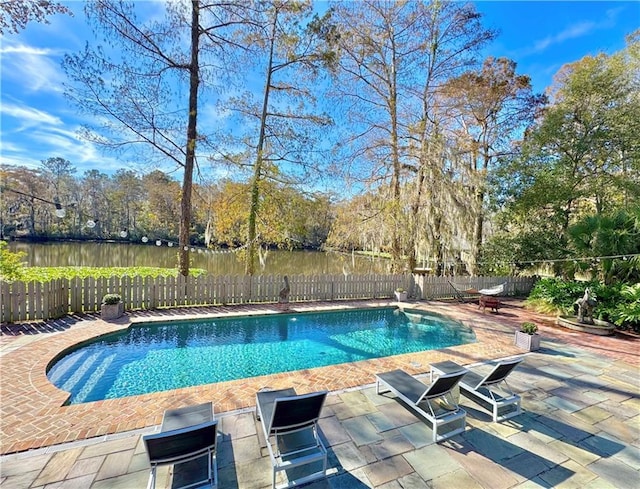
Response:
[0, 241, 26, 282]
[102, 293, 122, 305]
[611, 284, 640, 332]
[526, 277, 637, 331]
[520, 322, 538, 335]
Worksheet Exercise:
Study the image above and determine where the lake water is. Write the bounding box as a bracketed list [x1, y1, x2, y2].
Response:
[8, 242, 392, 275]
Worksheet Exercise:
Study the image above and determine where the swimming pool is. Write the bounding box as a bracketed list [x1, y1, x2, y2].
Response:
[47, 307, 476, 404]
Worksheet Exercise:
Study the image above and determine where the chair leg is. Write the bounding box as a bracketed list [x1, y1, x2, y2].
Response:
[147, 466, 156, 489]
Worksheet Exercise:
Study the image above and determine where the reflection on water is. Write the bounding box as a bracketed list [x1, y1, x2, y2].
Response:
[9, 242, 393, 275]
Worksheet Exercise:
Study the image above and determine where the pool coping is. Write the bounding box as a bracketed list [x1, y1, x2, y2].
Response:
[1, 299, 527, 455]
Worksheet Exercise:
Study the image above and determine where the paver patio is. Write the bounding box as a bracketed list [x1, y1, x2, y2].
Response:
[1, 299, 638, 488]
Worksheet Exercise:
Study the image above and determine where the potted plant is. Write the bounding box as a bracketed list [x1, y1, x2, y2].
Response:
[394, 287, 408, 302]
[514, 321, 540, 351]
[101, 293, 124, 320]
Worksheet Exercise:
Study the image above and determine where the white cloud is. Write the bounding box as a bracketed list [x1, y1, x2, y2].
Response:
[522, 4, 626, 59]
[1, 103, 63, 126]
[529, 20, 597, 55]
[0, 40, 66, 93]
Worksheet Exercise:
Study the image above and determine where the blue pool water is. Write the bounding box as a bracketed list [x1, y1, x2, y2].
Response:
[47, 307, 475, 404]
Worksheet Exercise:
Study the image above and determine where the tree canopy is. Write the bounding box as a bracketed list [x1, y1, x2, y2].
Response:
[3, 3, 638, 281]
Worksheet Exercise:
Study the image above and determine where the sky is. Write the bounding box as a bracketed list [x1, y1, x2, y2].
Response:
[1, 0, 638, 177]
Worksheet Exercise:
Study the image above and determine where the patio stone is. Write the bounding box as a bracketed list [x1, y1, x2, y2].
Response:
[507, 432, 569, 465]
[369, 431, 414, 460]
[446, 444, 519, 489]
[78, 436, 139, 459]
[218, 434, 262, 466]
[326, 468, 371, 488]
[544, 396, 584, 413]
[94, 449, 136, 480]
[362, 454, 414, 486]
[462, 427, 525, 462]
[376, 399, 425, 428]
[66, 455, 105, 479]
[220, 411, 257, 439]
[330, 441, 372, 471]
[319, 416, 352, 446]
[32, 448, 82, 486]
[221, 456, 272, 488]
[89, 470, 149, 489]
[0, 452, 52, 477]
[582, 477, 619, 489]
[587, 456, 640, 489]
[579, 433, 626, 457]
[548, 439, 600, 467]
[429, 468, 482, 489]
[539, 459, 597, 488]
[501, 450, 557, 481]
[394, 472, 430, 489]
[396, 421, 434, 449]
[404, 444, 462, 481]
[615, 444, 640, 471]
[573, 405, 613, 425]
[1, 470, 43, 489]
[366, 412, 396, 433]
[46, 473, 98, 489]
[342, 416, 384, 447]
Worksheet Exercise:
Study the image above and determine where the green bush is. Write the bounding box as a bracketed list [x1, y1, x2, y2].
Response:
[520, 322, 538, 335]
[526, 277, 638, 332]
[0, 241, 26, 281]
[102, 293, 122, 305]
[611, 284, 640, 332]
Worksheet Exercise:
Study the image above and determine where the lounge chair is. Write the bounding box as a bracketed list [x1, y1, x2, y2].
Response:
[375, 368, 468, 442]
[143, 402, 218, 489]
[256, 388, 328, 489]
[459, 357, 522, 422]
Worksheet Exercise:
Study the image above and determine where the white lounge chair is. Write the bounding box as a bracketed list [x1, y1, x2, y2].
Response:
[143, 402, 218, 489]
[459, 357, 523, 422]
[256, 388, 328, 489]
[375, 368, 468, 442]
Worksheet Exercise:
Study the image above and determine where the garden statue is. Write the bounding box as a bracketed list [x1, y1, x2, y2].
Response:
[278, 275, 290, 310]
[573, 287, 596, 324]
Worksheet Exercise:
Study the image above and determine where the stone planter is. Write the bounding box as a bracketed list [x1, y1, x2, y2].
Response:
[514, 330, 540, 351]
[394, 291, 408, 301]
[101, 301, 124, 320]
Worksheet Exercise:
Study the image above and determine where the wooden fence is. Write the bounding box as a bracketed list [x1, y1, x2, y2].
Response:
[0, 274, 537, 324]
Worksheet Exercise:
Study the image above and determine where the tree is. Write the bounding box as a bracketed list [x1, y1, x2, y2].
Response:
[64, 0, 251, 276]
[404, 1, 495, 274]
[109, 169, 144, 238]
[441, 57, 544, 274]
[487, 33, 640, 275]
[217, 0, 336, 274]
[329, 0, 414, 271]
[0, 0, 70, 34]
[329, 0, 494, 273]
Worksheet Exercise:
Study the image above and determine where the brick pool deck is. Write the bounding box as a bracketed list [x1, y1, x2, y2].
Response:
[1, 299, 638, 488]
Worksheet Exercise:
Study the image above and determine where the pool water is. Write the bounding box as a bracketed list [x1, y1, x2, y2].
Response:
[47, 307, 476, 404]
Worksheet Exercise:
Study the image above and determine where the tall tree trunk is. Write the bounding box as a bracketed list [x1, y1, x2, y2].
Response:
[389, 44, 403, 272]
[178, 0, 200, 277]
[246, 9, 278, 275]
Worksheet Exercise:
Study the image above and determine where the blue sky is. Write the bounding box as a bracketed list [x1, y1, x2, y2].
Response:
[1, 1, 638, 176]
